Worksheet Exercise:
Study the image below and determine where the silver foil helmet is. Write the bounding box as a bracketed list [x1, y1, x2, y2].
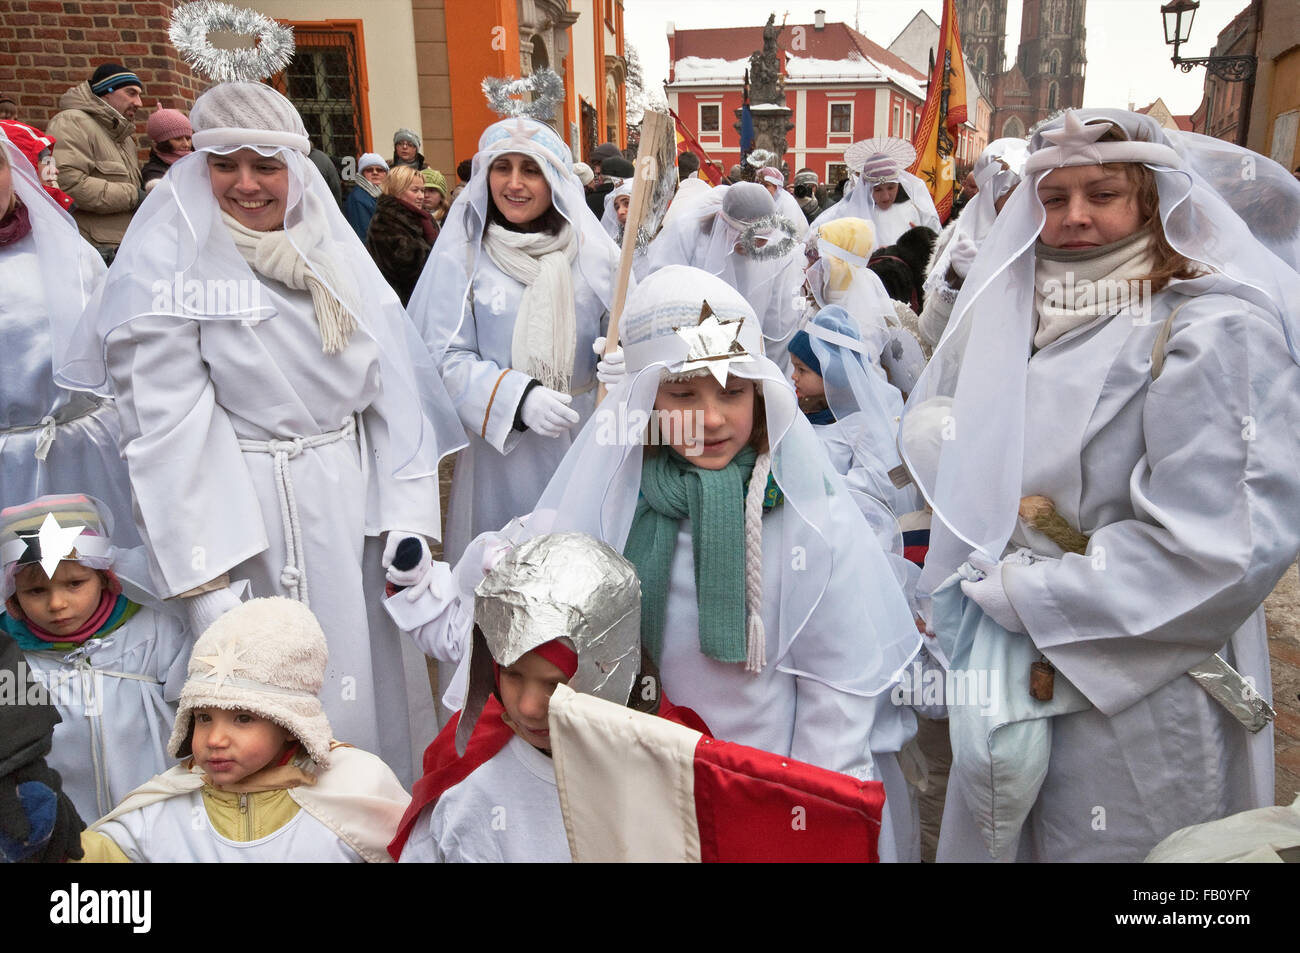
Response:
[455, 532, 642, 754]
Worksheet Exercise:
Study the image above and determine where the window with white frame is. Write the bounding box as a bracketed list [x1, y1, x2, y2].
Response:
[892, 103, 900, 137]
[829, 101, 853, 135]
[826, 162, 848, 187]
[699, 102, 721, 140]
[903, 107, 911, 140]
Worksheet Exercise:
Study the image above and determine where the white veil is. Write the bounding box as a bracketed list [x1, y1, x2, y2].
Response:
[527, 265, 920, 697]
[55, 82, 464, 482]
[0, 127, 105, 370]
[900, 108, 1300, 593]
[924, 136, 1027, 306]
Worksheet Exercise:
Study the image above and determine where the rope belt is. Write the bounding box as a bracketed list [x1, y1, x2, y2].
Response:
[0, 397, 107, 462]
[236, 415, 358, 607]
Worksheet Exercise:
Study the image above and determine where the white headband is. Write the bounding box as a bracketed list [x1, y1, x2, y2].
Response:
[193, 127, 311, 155]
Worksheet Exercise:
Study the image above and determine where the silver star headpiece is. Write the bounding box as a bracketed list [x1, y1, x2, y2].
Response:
[16, 514, 87, 580]
[673, 301, 755, 386]
[1023, 110, 1181, 175]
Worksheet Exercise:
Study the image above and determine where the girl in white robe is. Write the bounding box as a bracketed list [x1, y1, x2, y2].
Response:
[529, 265, 922, 860]
[0, 494, 191, 821]
[903, 108, 1300, 862]
[405, 118, 620, 564]
[55, 83, 463, 786]
[0, 128, 137, 548]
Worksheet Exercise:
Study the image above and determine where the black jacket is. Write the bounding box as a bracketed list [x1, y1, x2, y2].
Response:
[366, 194, 437, 306]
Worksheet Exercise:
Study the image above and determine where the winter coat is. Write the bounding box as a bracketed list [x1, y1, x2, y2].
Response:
[46, 82, 141, 246]
[141, 149, 172, 191]
[343, 182, 379, 242]
[366, 194, 436, 306]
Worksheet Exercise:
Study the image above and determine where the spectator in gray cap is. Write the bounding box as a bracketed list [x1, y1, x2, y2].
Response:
[391, 128, 427, 170]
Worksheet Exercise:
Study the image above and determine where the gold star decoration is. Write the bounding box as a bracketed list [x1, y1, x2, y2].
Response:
[193, 639, 254, 692]
[673, 300, 754, 386]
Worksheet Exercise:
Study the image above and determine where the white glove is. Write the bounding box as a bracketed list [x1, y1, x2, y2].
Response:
[948, 233, 978, 279]
[184, 585, 242, 636]
[592, 336, 626, 388]
[480, 537, 514, 577]
[959, 552, 1027, 634]
[521, 386, 580, 438]
[382, 532, 449, 602]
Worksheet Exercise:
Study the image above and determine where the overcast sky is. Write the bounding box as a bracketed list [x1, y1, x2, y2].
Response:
[625, 0, 1253, 117]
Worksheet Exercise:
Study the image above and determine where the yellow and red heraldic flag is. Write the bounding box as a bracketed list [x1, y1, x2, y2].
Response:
[910, 0, 968, 223]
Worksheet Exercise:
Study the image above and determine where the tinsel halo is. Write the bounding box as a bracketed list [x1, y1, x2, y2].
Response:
[745, 148, 777, 170]
[482, 69, 566, 121]
[844, 136, 917, 182]
[737, 214, 799, 261]
[170, 1, 296, 84]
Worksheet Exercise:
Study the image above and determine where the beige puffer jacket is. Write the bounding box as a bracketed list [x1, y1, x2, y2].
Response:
[46, 81, 142, 246]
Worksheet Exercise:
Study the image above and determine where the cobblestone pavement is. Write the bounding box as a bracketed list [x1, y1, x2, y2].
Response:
[1265, 565, 1300, 805]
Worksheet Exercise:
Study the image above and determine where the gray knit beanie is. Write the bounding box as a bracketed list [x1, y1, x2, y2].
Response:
[190, 81, 310, 154]
[393, 127, 422, 150]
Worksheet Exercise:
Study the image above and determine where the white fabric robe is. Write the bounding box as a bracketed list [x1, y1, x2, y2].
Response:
[105, 279, 441, 784]
[399, 734, 570, 863]
[656, 497, 912, 861]
[0, 233, 137, 546]
[19, 604, 191, 821]
[438, 252, 607, 561]
[938, 285, 1295, 862]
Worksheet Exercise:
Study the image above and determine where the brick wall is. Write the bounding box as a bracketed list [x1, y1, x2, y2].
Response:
[0, 1, 203, 161]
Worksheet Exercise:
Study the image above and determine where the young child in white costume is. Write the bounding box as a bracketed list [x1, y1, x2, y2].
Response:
[904, 109, 1300, 862]
[55, 81, 462, 785]
[392, 532, 648, 863]
[78, 597, 409, 862]
[0, 494, 192, 821]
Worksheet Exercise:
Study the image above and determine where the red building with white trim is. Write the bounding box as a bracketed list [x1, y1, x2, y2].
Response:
[665, 17, 927, 185]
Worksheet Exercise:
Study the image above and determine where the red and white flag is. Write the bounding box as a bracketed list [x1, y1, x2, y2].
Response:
[548, 685, 885, 862]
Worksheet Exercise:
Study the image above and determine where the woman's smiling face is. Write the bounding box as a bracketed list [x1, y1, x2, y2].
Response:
[207, 149, 289, 231]
[489, 152, 552, 226]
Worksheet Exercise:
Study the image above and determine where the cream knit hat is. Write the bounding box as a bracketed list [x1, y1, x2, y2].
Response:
[168, 597, 333, 766]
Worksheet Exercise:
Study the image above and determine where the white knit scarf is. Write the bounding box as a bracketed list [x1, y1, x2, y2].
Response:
[221, 199, 358, 354]
[483, 221, 579, 393]
[1033, 228, 1154, 350]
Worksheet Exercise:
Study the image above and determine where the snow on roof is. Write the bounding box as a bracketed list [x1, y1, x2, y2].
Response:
[673, 53, 925, 99]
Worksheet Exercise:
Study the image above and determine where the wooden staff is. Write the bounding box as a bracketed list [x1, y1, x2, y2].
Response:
[597, 109, 676, 405]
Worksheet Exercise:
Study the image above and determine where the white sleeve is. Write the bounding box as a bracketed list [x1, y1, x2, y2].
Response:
[106, 315, 268, 596]
[438, 294, 532, 454]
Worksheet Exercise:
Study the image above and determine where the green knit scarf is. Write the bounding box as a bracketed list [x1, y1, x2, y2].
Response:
[624, 446, 757, 665]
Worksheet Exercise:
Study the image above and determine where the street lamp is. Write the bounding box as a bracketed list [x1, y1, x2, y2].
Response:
[1160, 0, 1256, 82]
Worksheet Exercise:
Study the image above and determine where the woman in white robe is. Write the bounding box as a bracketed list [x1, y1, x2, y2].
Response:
[0, 129, 136, 546]
[645, 182, 806, 374]
[55, 83, 463, 786]
[817, 137, 941, 246]
[406, 118, 619, 563]
[903, 108, 1300, 862]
